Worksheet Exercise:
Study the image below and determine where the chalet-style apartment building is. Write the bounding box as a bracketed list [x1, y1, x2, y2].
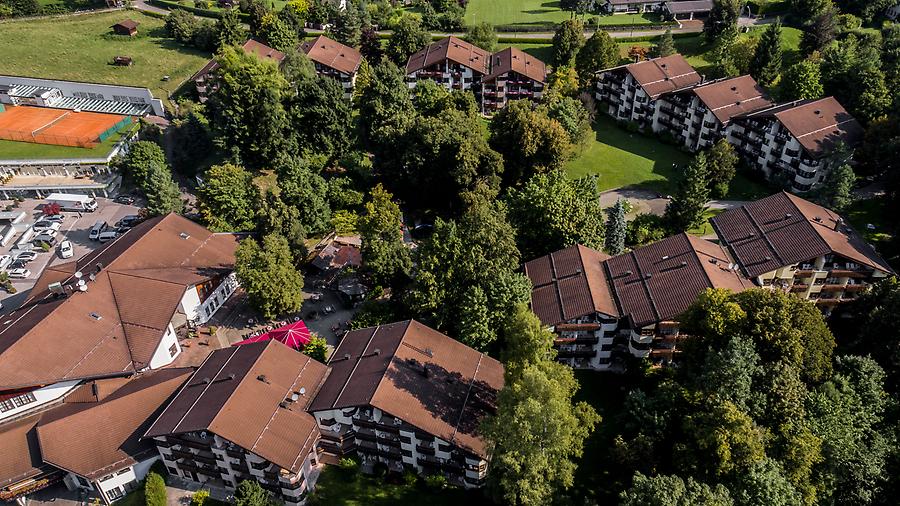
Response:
[309, 320, 502, 489]
[594, 54, 864, 193]
[143, 320, 501, 503]
[0, 214, 239, 504]
[300, 35, 362, 100]
[727, 97, 865, 192]
[527, 192, 893, 370]
[406, 37, 547, 112]
[144, 341, 328, 505]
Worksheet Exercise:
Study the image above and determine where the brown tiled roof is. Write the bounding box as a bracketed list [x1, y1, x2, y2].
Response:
[774, 97, 864, 157]
[711, 192, 894, 278]
[145, 341, 329, 474]
[112, 19, 139, 30]
[406, 36, 491, 76]
[0, 214, 237, 390]
[603, 54, 701, 99]
[300, 35, 362, 75]
[242, 39, 286, 64]
[484, 47, 547, 84]
[0, 413, 47, 489]
[691, 75, 772, 125]
[525, 245, 617, 327]
[309, 320, 503, 458]
[605, 234, 754, 327]
[63, 376, 132, 404]
[36, 368, 192, 480]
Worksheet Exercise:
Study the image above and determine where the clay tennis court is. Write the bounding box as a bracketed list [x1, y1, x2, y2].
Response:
[0, 105, 131, 148]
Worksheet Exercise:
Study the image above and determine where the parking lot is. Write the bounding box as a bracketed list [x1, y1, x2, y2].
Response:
[0, 196, 141, 312]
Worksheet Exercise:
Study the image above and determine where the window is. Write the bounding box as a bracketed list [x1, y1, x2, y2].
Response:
[0, 392, 37, 412]
[106, 486, 125, 501]
[169, 343, 178, 358]
[77, 476, 91, 488]
[167, 467, 178, 474]
[116, 468, 131, 476]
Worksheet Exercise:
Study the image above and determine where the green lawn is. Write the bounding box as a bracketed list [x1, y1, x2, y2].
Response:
[464, 0, 659, 27]
[0, 124, 137, 161]
[566, 116, 771, 199]
[0, 11, 211, 111]
[508, 43, 555, 64]
[689, 208, 725, 236]
[567, 115, 691, 193]
[846, 196, 894, 244]
[309, 466, 492, 506]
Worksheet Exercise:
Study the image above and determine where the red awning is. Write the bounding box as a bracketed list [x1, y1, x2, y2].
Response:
[233, 321, 312, 350]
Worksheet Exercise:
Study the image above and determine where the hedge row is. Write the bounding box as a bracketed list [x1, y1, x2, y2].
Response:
[149, 0, 248, 19]
[491, 21, 676, 32]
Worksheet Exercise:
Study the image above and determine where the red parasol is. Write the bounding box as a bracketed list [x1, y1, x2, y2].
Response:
[233, 320, 311, 350]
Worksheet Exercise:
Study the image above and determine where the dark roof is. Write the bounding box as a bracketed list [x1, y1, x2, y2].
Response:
[300, 35, 362, 75]
[711, 192, 894, 277]
[690, 75, 772, 124]
[525, 245, 617, 327]
[0, 214, 237, 390]
[484, 47, 547, 84]
[666, 0, 713, 13]
[36, 368, 192, 480]
[605, 234, 753, 327]
[600, 54, 702, 99]
[112, 19, 139, 30]
[406, 36, 491, 76]
[144, 341, 329, 474]
[309, 320, 503, 458]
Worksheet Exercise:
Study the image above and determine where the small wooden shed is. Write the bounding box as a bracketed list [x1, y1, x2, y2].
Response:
[111, 19, 140, 36]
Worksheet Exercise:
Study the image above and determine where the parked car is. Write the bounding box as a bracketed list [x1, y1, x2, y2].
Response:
[43, 214, 65, 223]
[58, 240, 74, 259]
[98, 230, 118, 243]
[15, 251, 37, 263]
[88, 221, 108, 240]
[114, 195, 135, 205]
[33, 220, 61, 233]
[115, 215, 143, 228]
[7, 268, 31, 279]
[8, 260, 26, 270]
[32, 234, 57, 247]
[0, 255, 11, 270]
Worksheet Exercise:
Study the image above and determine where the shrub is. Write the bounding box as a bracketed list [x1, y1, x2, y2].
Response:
[338, 457, 359, 473]
[190, 489, 209, 506]
[144, 472, 167, 506]
[424, 474, 447, 489]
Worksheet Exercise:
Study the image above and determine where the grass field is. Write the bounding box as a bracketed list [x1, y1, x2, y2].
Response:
[0, 124, 136, 160]
[464, 0, 659, 27]
[0, 11, 210, 111]
[309, 466, 492, 506]
[566, 116, 771, 199]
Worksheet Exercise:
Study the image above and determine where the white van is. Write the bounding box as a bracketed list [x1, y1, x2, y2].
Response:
[89, 221, 108, 240]
[97, 230, 118, 243]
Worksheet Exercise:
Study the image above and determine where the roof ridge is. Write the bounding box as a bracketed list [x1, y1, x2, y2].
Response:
[449, 352, 484, 446]
[631, 251, 662, 322]
[685, 234, 716, 288]
[174, 346, 241, 434]
[783, 193, 833, 258]
[331, 322, 387, 408]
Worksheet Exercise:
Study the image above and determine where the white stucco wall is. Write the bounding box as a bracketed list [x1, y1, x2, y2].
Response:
[147, 324, 179, 370]
[0, 380, 79, 423]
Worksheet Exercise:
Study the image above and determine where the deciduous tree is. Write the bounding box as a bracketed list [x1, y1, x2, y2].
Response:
[705, 0, 741, 42]
[464, 22, 497, 52]
[779, 58, 824, 101]
[303, 335, 328, 363]
[276, 158, 331, 235]
[197, 163, 258, 232]
[287, 76, 353, 162]
[234, 480, 271, 506]
[489, 100, 572, 186]
[483, 360, 600, 506]
[620, 473, 734, 506]
[818, 163, 854, 212]
[143, 163, 183, 216]
[216, 8, 247, 49]
[505, 171, 604, 258]
[386, 15, 430, 65]
[575, 30, 619, 86]
[235, 234, 304, 320]
[358, 184, 411, 287]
